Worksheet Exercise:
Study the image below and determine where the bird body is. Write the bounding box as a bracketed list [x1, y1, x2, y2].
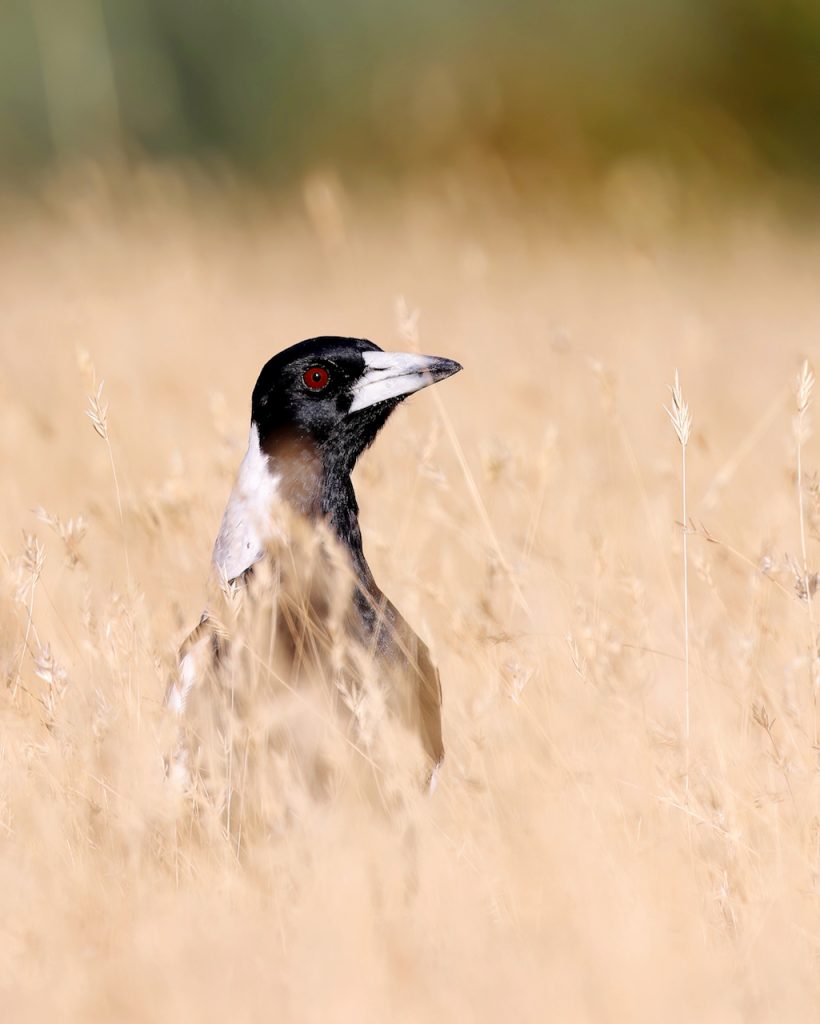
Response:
[167, 337, 461, 793]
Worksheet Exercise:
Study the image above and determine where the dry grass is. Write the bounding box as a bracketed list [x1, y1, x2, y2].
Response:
[0, 170, 819, 1022]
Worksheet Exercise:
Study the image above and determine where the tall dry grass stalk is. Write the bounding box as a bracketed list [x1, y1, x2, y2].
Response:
[396, 296, 530, 619]
[665, 370, 692, 794]
[11, 532, 45, 698]
[794, 359, 817, 748]
[84, 369, 131, 589]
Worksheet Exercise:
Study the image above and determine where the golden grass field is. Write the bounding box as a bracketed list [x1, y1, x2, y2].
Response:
[0, 170, 818, 1021]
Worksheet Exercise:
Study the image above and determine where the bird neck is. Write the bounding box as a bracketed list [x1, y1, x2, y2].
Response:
[318, 464, 391, 640]
[260, 426, 377, 589]
[318, 465, 371, 578]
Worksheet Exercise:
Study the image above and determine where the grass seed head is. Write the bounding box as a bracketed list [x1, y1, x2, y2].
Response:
[86, 381, 109, 440]
[793, 361, 815, 446]
[34, 507, 87, 567]
[795, 359, 815, 414]
[665, 369, 692, 447]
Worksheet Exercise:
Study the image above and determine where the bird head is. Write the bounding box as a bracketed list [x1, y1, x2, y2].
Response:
[251, 337, 462, 474]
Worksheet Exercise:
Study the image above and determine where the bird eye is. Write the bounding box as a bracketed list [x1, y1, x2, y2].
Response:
[303, 366, 330, 391]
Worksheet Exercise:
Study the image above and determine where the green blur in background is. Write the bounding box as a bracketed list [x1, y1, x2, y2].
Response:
[1, 0, 818, 188]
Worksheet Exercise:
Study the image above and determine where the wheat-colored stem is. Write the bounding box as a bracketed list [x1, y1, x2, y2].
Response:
[104, 435, 131, 590]
[794, 360, 817, 751]
[396, 296, 530, 618]
[13, 581, 39, 699]
[12, 537, 44, 699]
[681, 440, 690, 796]
[666, 370, 692, 797]
[87, 378, 131, 591]
[796, 420, 818, 749]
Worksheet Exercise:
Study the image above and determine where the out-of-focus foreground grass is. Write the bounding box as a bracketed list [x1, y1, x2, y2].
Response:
[0, 171, 819, 1021]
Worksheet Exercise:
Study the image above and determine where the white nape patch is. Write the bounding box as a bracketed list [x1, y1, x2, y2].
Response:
[212, 423, 282, 581]
[349, 351, 441, 412]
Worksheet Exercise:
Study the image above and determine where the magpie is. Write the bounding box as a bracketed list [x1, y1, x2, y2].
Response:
[167, 337, 462, 786]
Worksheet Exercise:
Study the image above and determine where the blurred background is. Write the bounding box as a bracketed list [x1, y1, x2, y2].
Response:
[2, 0, 819, 202]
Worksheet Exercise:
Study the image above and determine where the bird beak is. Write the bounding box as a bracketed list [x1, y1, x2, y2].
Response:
[349, 351, 462, 412]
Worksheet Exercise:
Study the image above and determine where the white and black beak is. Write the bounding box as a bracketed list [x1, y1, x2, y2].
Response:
[349, 351, 462, 412]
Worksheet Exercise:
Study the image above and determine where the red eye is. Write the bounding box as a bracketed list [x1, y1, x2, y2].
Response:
[303, 366, 329, 391]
